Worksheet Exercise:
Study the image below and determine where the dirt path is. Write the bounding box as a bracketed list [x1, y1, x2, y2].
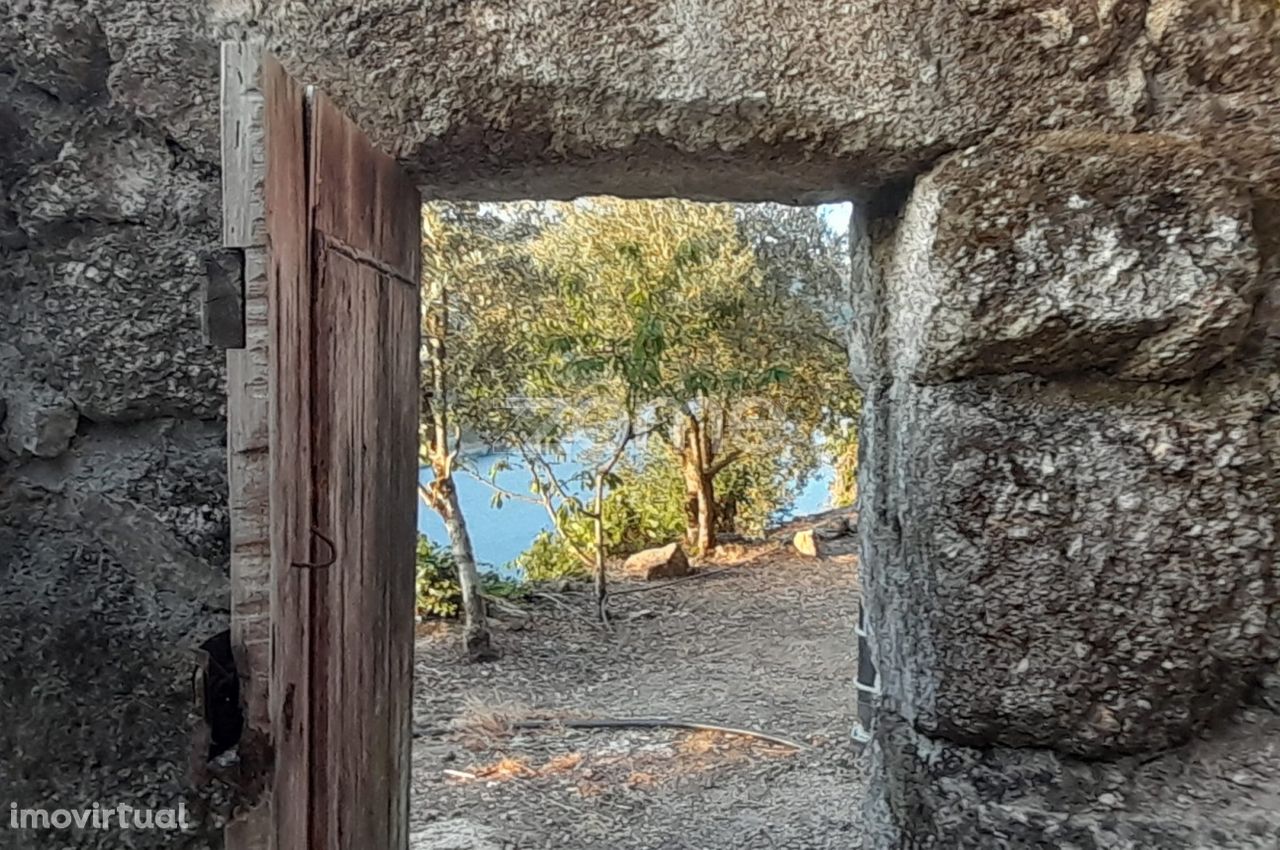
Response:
[410, 530, 865, 850]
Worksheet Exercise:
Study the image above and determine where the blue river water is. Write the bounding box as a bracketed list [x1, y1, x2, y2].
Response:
[417, 453, 834, 574]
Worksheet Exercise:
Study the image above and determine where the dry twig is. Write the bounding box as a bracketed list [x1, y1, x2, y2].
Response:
[513, 717, 810, 751]
[610, 567, 735, 597]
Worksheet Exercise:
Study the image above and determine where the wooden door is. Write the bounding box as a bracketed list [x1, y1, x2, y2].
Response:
[244, 50, 420, 850]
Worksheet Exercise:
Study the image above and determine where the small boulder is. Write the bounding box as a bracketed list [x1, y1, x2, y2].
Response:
[623, 543, 691, 580]
[794, 529, 825, 558]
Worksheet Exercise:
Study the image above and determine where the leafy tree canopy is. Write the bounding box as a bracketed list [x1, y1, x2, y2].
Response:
[422, 198, 860, 565]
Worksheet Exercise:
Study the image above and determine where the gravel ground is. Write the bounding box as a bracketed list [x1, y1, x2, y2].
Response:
[409, 523, 864, 850]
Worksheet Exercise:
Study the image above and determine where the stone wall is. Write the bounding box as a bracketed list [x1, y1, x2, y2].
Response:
[240, 1, 1280, 204]
[0, 3, 231, 847]
[853, 131, 1280, 846]
[1, 1, 1278, 848]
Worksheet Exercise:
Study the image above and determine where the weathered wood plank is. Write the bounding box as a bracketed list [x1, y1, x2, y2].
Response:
[386, 263, 419, 850]
[254, 54, 419, 850]
[264, 53, 315, 850]
[306, 255, 419, 849]
[211, 41, 266, 350]
[229, 248, 271, 456]
[228, 247, 271, 705]
[310, 89, 421, 286]
[304, 87, 421, 850]
[223, 40, 272, 849]
[221, 41, 267, 249]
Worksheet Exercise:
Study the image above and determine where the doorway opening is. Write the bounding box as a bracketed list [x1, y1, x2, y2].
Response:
[219, 46, 869, 850]
[410, 197, 863, 847]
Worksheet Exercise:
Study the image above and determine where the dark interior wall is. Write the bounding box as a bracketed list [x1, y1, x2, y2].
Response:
[0, 4, 232, 847]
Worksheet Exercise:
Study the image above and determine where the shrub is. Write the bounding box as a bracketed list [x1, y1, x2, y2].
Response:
[416, 534, 524, 619]
[600, 445, 687, 552]
[511, 444, 688, 582]
[829, 428, 859, 509]
[416, 535, 463, 617]
[510, 437, 817, 576]
[514, 527, 591, 583]
[715, 451, 803, 537]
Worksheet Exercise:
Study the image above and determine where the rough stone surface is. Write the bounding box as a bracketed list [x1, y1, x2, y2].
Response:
[1, 5, 231, 846]
[4, 2, 1277, 203]
[862, 708, 1280, 849]
[847, 49, 1280, 829]
[860, 372, 1278, 756]
[0, 348, 80, 459]
[623, 542, 692, 581]
[0, 419, 229, 848]
[886, 134, 1261, 383]
[0, 99, 225, 421]
[236, 0, 1280, 202]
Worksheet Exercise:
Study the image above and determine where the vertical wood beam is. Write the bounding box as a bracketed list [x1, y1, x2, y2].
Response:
[221, 39, 273, 850]
[222, 42, 267, 250]
[263, 53, 315, 850]
[209, 41, 267, 349]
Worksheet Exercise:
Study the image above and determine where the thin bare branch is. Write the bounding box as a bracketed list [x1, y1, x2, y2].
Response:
[513, 717, 810, 751]
[708, 448, 743, 478]
[461, 470, 542, 506]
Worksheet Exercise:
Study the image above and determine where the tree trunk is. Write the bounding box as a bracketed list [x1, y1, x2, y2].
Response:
[432, 475, 496, 662]
[694, 471, 717, 554]
[681, 450, 702, 550]
[679, 422, 719, 555]
[717, 495, 737, 535]
[592, 473, 608, 624]
[422, 264, 495, 662]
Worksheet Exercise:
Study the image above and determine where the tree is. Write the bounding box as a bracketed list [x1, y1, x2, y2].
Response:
[734, 203, 852, 332]
[732, 202, 861, 519]
[481, 401, 640, 624]
[516, 410, 638, 624]
[525, 199, 855, 553]
[419, 202, 638, 622]
[830, 428, 859, 509]
[494, 252, 655, 621]
[417, 204, 545, 661]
